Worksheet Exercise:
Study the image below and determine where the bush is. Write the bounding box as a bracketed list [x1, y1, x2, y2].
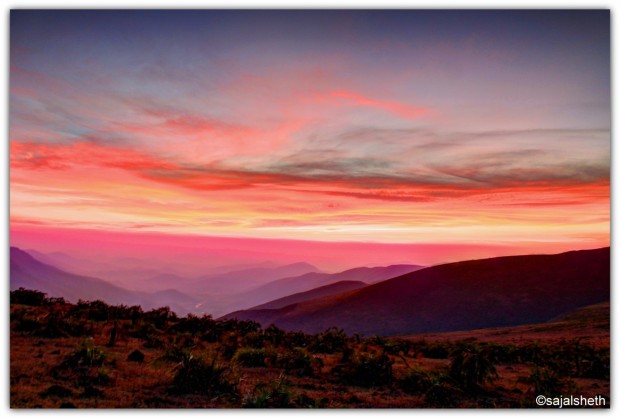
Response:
[335, 351, 393, 388]
[308, 327, 349, 354]
[171, 352, 236, 396]
[277, 348, 317, 377]
[282, 331, 310, 349]
[263, 325, 285, 346]
[143, 307, 176, 330]
[449, 345, 497, 391]
[64, 339, 106, 368]
[50, 339, 110, 390]
[581, 348, 610, 379]
[169, 314, 216, 336]
[13, 314, 44, 334]
[521, 366, 576, 397]
[233, 348, 268, 368]
[219, 333, 241, 360]
[74, 300, 111, 322]
[399, 368, 433, 394]
[159, 344, 191, 363]
[242, 331, 266, 349]
[10, 288, 48, 306]
[424, 382, 464, 407]
[242, 375, 295, 408]
[383, 338, 412, 356]
[410, 340, 453, 359]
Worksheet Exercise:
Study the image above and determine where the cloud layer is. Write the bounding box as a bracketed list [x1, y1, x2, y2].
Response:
[9, 10, 610, 263]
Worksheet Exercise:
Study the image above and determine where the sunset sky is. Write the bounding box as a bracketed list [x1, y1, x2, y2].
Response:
[9, 10, 610, 269]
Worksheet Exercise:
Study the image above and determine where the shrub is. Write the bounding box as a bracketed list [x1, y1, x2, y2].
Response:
[63, 339, 106, 368]
[242, 375, 295, 408]
[50, 339, 110, 391]
[399, 368, 433, 394]
[277, 348, 316, 377]
[581, 348, 610, 379]
[39, 309, 74, 338]
[242, 331, 266, 349]
[383, 338, 412, 357]
[263, 325, 285, 346]
[424, 382, 464, 407]
[75, 300, 111, 322]
[169, 314, 216, 336]
[170, 352, 236, 396]
[335, 351, 393, 388]
[159, 344, 191, 363]
[449, 345, 497, 391]
[13, 314, 44, 334]
[219, 333, 241, 360]
[486, 343, 520, 364]
[10, 288, 47, 306]
[282, 331, 310, 349]
[143, 306, 176, 330]
[521, 366, 576, 397]
[308, 327, 349, 354]
[410, 340, 452, 359]
[233, 348, 268, 368]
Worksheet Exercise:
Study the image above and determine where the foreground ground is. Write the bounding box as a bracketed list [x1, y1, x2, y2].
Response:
[10, 289, 609, 408]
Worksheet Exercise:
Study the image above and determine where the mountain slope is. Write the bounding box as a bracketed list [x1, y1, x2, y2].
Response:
[235, 264, 425, 310]
[248, 280, 368, 310]
[399, 301, 610, 345]
[10, 247, 197, 314]
[189, 262, 320, 295]
[224, 247, 610, 336]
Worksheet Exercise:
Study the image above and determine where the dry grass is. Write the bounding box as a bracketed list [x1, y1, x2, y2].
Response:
[10, 300, 610, 408]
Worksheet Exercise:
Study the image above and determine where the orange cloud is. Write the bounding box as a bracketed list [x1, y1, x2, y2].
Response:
[11, 141, 177, 172]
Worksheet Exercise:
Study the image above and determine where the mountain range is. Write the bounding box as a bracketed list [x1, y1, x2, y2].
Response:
[10, 247, 200, 314]
[10, 247, 420, 317]
[226, 264, 426, 312]
[11, 245, 609, 337]
[223, 247, 610, 336]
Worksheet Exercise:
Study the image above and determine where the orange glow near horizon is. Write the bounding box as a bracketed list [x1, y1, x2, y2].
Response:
[10, 135, 609, 252]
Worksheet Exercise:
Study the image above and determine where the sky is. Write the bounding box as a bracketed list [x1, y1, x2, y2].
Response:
[9, 10, 610, 269]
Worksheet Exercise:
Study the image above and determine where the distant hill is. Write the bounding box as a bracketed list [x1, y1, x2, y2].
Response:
[188, 262, 320, 295]
[232, 264, 426, 311]
[248, 280, 368, 310]
[223, 247, 610, 336]
[10, 247, 198, 315]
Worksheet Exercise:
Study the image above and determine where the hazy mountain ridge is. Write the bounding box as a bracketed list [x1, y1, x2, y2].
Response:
[248, 280, 368, 310]
[188, 262, 320, 295]
[10, 247, 198, 315]
[223, 247, 610, 336]
[230, 264, 426, 312]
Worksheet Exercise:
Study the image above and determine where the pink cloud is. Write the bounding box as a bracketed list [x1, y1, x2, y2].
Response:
[323, 89, 432, 119]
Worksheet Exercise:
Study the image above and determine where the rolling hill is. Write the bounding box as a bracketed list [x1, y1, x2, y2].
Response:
[230, 264, 426, 311]
[223, 247, 610, 336]
[399, 301, 610, 346]
[248, 280, 368, 310]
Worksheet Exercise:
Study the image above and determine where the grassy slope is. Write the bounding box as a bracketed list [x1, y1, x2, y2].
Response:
[10, 300, 609, 408]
